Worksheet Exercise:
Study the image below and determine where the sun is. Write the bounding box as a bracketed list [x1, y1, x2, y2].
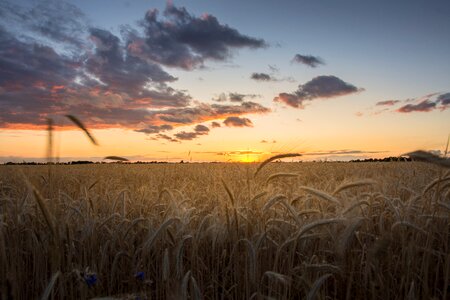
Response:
[238, 154, 259, 163]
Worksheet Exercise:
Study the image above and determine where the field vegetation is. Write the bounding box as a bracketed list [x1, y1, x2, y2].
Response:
[0, 160, 449, 299]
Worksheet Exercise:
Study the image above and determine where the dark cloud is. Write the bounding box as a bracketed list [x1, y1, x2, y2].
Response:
[211, 121, 221, 128]
[156, 133, 179, 143]
[213, 92, 257, 102]
[0, 19, 190, 128]
[0, 26, 78, 88]
[274, 75, 363, 108]
[374, 92, 450, 114]
[376, 100, 401, 106]
[0, 0, 88, 49]
[251, 72, 273, 81]
[268, 65, 279, 73]
[155, 101, 269, 124]
[292, 54, 324, 68]
[86, 27, 189, 108]
[174, 127, 210, 140]
[274, 93, 304, 108]
[152, 123, 211, 142]
[260, 140, 268, 143]
[0, 25, 80, 127]
[229, 93, 250, 102]
[437, 93, 450, 106]
[128, 3, 266, 70]
[223, 116, 253, 127]
[134, 124, 173, 134]
[0, 1, 271, 134]
[396, 100, 437, 113]
[174, 131, 199, 140]
[194, 124, 209, 133]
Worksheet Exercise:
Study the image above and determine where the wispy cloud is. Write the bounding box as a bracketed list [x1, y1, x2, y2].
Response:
[376, 100, 401, 106]
[371, 92, 450, 115]
[223, 116, 253, 127]
[135, 124, 173, 134]
[292, 54, 324, 68]
[213, 92, 258, 102]
[397, 100, 436, 113]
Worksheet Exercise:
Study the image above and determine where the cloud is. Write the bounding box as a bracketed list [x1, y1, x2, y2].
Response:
[396, 100, 437, 113]
[274, 75, 363, 108]
[260, 140, 268, 143]
[134, 124, 173, 134]
[273, 93, 304, 108]
[156, 123, 210, 141]
[174, 131, 199, 140]
[251, 72, 273, 81]
[194, 124, 209, 133]
[0, 1, 271, 133]
[0, 19, 191, 129]
[86, 27, 190, 108]
[211, 121, 221, 128]
[213, 92, 258, 102]
[292, 54, 324, 68]
[268, 65, 279, 73]
[373, 92, 449, 114]
[155, 133, 179, 143]
[437, 93, 450, 106]
[0, 0, 88, 49]
[174, 125, 209, 140]
[128, 3, 267, 70]
[154, 101, 270, 125]
[223, 116, 253, 127]
[376, 100, 401, 106]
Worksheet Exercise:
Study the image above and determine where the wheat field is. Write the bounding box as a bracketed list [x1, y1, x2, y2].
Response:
[0, 161, 449, 299]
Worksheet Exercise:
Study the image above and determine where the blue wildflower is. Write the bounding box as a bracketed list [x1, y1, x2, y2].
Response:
[135, 271, 145, 281]
[83, 273, 97, 287]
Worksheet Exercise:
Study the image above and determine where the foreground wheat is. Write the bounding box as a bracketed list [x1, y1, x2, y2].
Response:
[0, 162, 448, 299]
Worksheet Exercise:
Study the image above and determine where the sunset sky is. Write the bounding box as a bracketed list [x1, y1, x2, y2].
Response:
[0, 0, 449, 162]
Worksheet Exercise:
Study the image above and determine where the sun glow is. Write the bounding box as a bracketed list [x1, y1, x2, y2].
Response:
[237, 154, 260, 163]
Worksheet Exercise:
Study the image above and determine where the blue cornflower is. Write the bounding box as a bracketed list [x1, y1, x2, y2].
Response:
[84, 273, 97, 288]
[135, 271, 145, 281]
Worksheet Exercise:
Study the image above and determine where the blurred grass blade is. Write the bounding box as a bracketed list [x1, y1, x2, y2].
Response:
[65, 115, 98, 146]
[254, 153, 301, 177]
[104, 156, 129, 162]
[41, 271, 60, 300]
[46, 118, 53, 163]
[306, 273, 333, 300]
[404, 150, 450, 168]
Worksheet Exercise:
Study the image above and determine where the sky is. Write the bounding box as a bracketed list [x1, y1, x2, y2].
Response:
[0, 0, 449, 163]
